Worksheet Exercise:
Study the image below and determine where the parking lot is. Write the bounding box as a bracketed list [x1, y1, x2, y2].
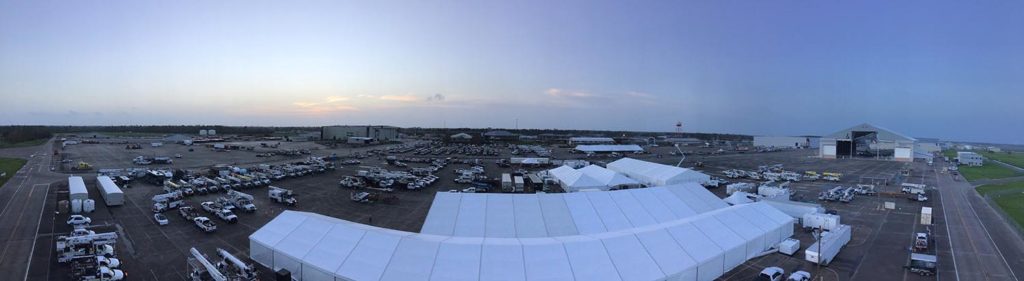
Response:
[36, 140, 950, 280]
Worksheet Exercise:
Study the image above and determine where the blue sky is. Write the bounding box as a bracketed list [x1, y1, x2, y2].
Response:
[1, 1, 1021, 144]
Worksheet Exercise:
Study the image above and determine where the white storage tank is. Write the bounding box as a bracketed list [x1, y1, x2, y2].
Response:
[68, 176, 89, 201]
[83, 199, 96, 213]
[208, 129, 216, 135]
[199, 130, 208, 136]
[71, 199, 83, 213]
[96, 176, 125, 206]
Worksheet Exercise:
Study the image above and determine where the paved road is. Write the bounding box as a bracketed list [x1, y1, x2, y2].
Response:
[934, 159, 1024, 281]
[0, 139, 63, 281]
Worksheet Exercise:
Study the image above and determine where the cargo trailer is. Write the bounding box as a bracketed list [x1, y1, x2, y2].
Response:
[69, 176, 89, 201]
[805, 224, 851, 265]
[96, 176, 125, 206]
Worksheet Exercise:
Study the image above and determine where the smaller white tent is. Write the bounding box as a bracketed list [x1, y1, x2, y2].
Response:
[548, 165, 606, 192]
[607, 158, 711, 186]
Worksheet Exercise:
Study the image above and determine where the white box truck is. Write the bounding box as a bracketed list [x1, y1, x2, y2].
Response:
[805, 224, 851, 266]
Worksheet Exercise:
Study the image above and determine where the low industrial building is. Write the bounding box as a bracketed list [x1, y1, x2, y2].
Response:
[251, 184, 794, 281]
[574, 144, 644, 154]
[957, 151, 983, 166]
[321, 125, 399, 142]
[753, 136, 814, 149]
[449, 133, 473, 143]
[568, 137, 614, 145]
[482, 130, 519, 142]
[819, 123, 916, 162]
[606, 157, 711, 186]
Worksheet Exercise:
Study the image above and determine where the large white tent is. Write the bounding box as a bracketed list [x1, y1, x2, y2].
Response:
[420, 184, 727, 238]
[251, 201, 793, 281]
[607, 158, 711, 186]
[547, 165, 641, 192]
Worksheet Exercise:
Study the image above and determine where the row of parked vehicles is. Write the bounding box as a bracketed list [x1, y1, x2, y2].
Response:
[818, 184, 878, 203]
[59, 215, 126, 280]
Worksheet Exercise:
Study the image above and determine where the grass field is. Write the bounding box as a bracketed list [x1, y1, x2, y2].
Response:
[0, 157, 28, 188]
[976, 181, 1024, 231]
[981, 151, 1024, 169]
[0, 138, 48, 149]
[943, 149, 958, 160]
[959, 163, 1022, 181]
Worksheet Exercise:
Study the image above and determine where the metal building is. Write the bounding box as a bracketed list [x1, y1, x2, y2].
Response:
[321, 125, 399, 142]
[819, 123, 916, 162]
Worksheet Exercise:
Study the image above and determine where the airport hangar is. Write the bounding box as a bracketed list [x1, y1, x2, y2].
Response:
[819, 123, 917, 162]
[321, 125, 400, 142]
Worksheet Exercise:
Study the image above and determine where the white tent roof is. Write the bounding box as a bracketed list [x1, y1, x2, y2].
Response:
[251, 201, 793, 281]
[421, 184, 723, 238]
[575, 144, 644, 153]
[548, 165, 640, 192]
[606, 158, 711, 186]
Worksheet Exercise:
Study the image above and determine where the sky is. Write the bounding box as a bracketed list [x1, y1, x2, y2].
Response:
[1, 1, 1022, 144]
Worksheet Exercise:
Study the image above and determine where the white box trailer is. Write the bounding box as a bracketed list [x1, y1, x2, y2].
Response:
[921, 207, 933, 225]
[501, 174, 512, 191]
[96, 176, 125, 206]
[69, 176, 89, 201]
[513, 176, 524, 192]
[805, 224, 851, 265]
[802, 213, 841, 231]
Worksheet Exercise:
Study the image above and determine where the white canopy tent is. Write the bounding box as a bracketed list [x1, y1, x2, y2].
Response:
[547, 164, 641, 192]
[607, 158, 711, 186]
[420, 184, 723, 238]
[251, 201, 793, 281]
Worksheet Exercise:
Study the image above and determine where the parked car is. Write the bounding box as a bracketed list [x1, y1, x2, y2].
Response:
[67, 215, 92, 226]
[154, 213, 169, 226]
[756, 267, 785, 281]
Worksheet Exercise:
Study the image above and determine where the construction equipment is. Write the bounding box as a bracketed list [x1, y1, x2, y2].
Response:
[225, 190, 257, 212]
[56, 232, 118, 263]
[268, 186, 297, 206]
[74, 265, 126, 281]
[803, 171, 820, 181]
[216, 248, 258, 280]
[188, 247, 227, 281]
[822, 172, 842, 182]
[152, 191, 185, 213]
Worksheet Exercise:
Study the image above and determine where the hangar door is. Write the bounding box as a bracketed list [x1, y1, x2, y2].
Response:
[836, 140, 852, 158]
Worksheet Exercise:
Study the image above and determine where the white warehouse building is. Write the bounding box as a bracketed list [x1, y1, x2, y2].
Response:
[321, 125, 399, 142]
[250, 184, 794, 281]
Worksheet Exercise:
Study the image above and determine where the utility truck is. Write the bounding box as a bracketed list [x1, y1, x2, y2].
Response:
[268, 186, 297, 206]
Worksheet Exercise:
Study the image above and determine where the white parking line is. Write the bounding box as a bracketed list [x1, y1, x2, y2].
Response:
[962, 184, 1018, 281]
[23, 183, 50, 281]
[936, 167, 960, 281]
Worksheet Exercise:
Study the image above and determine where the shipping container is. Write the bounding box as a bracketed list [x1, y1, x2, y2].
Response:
[921, 207, 933, 225]
[802, 213, 842, 231]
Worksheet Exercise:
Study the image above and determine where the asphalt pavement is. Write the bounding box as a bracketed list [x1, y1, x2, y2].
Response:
[0, 138, 63, 281]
